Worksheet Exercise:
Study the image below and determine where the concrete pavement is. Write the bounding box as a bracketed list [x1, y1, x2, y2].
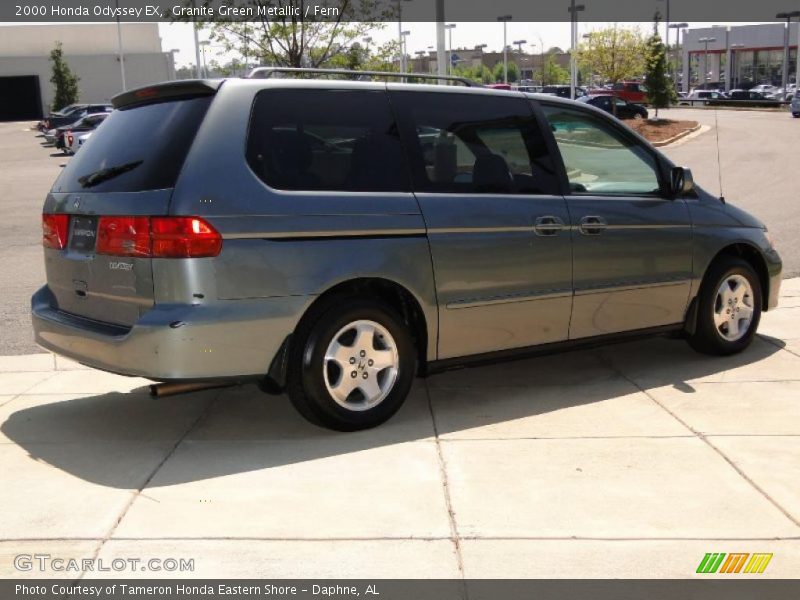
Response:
[1, 279, 799, 579]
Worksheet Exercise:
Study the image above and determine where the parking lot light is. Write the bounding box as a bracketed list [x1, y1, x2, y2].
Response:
[497, 15, 513, 84]
[698, 37, 716, 89]
[776, 12, 800, 101]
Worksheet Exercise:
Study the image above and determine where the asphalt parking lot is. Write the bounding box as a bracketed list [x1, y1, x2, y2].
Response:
[1, 109, 799, 579]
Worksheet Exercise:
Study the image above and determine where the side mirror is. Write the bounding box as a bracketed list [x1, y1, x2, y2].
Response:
[671, 166, 695, 196]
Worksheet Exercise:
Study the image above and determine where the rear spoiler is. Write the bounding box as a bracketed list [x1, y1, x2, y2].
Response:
[112, 80, 222, 109]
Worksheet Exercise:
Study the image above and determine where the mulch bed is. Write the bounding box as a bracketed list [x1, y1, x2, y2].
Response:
[627, 119, 699, 143]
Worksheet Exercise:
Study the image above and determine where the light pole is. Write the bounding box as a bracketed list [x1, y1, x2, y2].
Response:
[397, 0, 412, 74]
[113, 0, 127, 92]
[729, 43, 744, 90]
[668, 22, 688, 89]
[169, 48, 180, 80]
[698, 37, 716, 90]
[497, 15, 512, 84]
[400, 30, 411, 73]
[568, 1, 586, 99]
[199, 40, 210, 79]
[191, 0, 202, 79]
[513, 39, 527, 81]
[776, 11, 800, 99]
[445, 24, 456, 75]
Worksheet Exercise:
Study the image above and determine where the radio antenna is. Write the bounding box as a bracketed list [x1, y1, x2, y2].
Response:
[713, 107, 725, 203]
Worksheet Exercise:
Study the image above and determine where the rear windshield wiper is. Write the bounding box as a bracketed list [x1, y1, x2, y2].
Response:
[78, 160, 143, 188]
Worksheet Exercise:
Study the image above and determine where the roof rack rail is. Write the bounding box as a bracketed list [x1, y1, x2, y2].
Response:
[246, 66, 478, 87]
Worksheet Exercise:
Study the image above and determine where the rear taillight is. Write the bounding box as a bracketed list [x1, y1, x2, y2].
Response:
[66, 132, 74, 146]
[95, 216, 221, 258]
[96, 216, 151, 257]
[42, 214, 70, 249]
[151, 217, 222, 258]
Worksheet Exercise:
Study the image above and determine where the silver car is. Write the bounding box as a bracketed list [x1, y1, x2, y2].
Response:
[31, 73, 782, 430]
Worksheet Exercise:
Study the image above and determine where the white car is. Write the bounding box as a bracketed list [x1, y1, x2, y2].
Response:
[751, 84, 778, 96]
[64, 131, 92, 155]
[43, 128, 59, 144]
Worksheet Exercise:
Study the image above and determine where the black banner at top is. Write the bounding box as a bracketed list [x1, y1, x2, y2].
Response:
[2, 0, 800, 23]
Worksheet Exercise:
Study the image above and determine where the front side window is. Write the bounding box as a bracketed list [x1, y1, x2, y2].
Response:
[542, 105, 662, 196]
[391, 91, 559, 195]
[246, 89, 409, 192]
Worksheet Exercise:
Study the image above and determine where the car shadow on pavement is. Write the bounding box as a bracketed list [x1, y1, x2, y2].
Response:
[0, 335, 786, 489]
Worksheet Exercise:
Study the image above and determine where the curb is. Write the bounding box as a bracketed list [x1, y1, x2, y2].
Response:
[652, 124, 703, 147]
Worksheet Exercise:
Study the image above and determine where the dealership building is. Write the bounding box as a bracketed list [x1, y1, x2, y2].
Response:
[0, 23, 176, 121]
[682, 22, 799, 91]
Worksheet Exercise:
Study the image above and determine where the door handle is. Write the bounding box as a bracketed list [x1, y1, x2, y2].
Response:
[534, 215, 565, 236]
[579, 215, 607, 235]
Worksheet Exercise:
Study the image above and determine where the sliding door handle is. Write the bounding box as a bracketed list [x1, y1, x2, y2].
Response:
[534, 215, 565, 236]
[579, 215, 607, 235]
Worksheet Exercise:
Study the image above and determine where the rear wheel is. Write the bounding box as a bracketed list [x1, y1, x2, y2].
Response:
[286, 297, 416, 431]
[687, 257, 762, 356]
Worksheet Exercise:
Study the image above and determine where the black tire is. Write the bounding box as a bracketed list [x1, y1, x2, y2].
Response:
[687, 257, 762, 356]
[286, 296, 416, 431]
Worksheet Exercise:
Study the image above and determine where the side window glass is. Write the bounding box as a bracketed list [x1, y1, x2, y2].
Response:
[246, 89, 409, 192]
[391, 91, 559, 195]
[542, 105, 662, 196]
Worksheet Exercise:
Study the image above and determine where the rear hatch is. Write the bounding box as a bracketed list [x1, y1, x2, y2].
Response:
[42, 81, 219, 327]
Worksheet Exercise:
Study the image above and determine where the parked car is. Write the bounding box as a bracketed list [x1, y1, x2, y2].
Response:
[791, 93, 800, 117]
[64, 131, 93, 155]
[678, 90, 725, 105]
[578, 95, 648, 119]
[37, 104, 88, 132]
[541, 85, 585, 99]
[31, 75, 782, 431]
[751, 84, 778, 96]
[590, 81, 648, 103]
[718, 90, 782, 107]
[54, 113, 110, 153]
[41, 104, 113, 132]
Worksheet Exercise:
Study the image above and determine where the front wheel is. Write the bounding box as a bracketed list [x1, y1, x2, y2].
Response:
[286, 298, 416, 431]
[687, 258, 762, 356]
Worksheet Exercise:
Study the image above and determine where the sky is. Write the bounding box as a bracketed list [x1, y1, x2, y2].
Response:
[158, 20, 734, 68]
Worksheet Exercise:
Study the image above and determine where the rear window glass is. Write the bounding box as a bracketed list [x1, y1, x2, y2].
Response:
[246, 89, 409, 192]
[52, 97, 212, 193]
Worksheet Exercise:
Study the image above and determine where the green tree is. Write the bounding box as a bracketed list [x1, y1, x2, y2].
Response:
[492, 61, 519, 83]
[542, 53, 569, 85]
[644, 24, 675, 117]
[576, 25, 646, 85]
[183, 1, 391, 69]
[49, 42, 79, 111]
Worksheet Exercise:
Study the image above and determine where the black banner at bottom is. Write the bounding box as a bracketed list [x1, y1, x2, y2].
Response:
[4, 580, 800, 600]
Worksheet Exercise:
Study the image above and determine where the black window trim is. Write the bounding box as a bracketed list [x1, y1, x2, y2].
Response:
[535, 99, 671, 199]
[390, 90, 561, 197]
[244, 86, 413, 195]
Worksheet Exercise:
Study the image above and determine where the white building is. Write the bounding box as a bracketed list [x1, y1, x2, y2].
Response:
[682, 23, 799, 92]
[0, 23, 175, 120]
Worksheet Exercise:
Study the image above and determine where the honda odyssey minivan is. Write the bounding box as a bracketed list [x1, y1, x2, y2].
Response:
[32, 72, 782, 430]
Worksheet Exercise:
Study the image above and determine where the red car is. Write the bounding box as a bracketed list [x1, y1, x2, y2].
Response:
[590, 81, 648, 104]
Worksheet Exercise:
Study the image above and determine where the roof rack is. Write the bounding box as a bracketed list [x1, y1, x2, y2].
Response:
[246, 66, 478, 87]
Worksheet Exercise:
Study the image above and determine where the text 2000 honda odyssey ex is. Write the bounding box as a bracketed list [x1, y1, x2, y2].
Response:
[32, 74, 782, 431]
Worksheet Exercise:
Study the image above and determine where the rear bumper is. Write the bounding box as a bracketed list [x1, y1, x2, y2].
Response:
[31, 285, 309, 381]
